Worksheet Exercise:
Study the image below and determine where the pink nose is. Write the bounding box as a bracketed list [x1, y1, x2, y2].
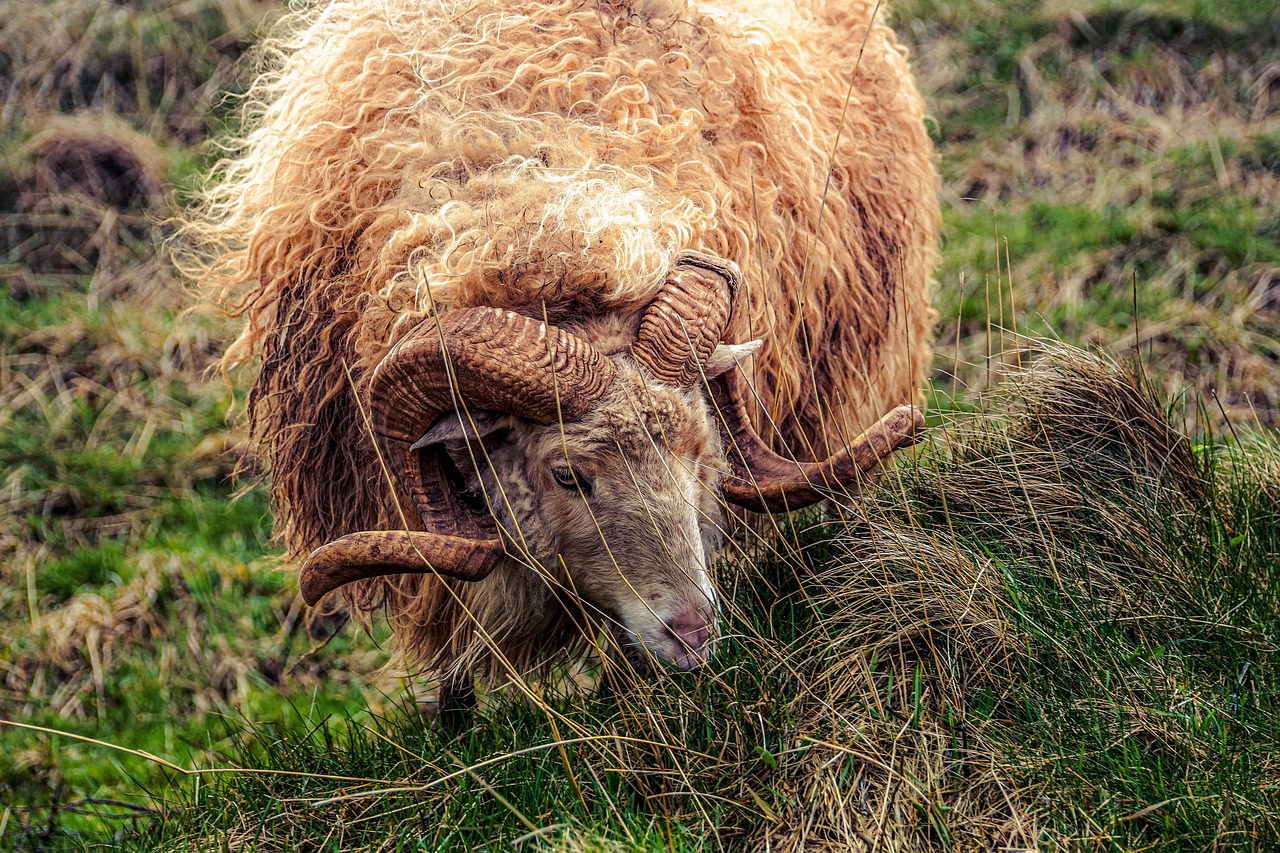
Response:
[664, 608, 713, 669]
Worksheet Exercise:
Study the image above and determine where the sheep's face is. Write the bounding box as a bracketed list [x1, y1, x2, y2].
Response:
[431, 362, 730, 671]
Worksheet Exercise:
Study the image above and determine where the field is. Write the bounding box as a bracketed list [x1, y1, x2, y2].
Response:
[1, 0, 1278, 849]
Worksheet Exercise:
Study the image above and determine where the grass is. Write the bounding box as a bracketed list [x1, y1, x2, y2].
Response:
[1, 0, 1278, 849]
[901, 0, 1280, 422]
[13, 349, 1274, 850]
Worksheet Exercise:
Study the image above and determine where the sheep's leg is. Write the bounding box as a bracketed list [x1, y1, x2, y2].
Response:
[437, 675, 476, 731]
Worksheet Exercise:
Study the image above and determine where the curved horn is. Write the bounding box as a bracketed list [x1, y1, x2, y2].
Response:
[712, 369, 925, 513]
[373, 308, 616, 535]
[299, 308, 617, 604]
[631, 251, 739, 388]
[300, 530, 500, 605]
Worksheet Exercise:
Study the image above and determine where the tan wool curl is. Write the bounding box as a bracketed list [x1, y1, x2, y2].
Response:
[179, 0, 939, 674]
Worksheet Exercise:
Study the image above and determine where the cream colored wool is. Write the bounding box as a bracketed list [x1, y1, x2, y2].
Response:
[182, 0, 939, 678]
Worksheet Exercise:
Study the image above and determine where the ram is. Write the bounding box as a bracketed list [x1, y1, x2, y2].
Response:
[184, 0, 938, 698]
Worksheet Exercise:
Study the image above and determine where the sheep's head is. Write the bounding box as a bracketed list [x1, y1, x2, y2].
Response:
[298, 253, 925, 672]
[425, 358, 737, 669]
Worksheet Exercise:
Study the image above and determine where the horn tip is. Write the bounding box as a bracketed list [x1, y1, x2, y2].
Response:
[884, 404, 927, 448]
[298, 562, 330, 606]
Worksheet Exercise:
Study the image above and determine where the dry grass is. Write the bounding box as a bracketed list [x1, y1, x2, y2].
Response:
[110, 345, 1279, 851]
[0, 3, 396, 828]
[0, 0, 272, 303]
[0, 0, 269, 140]
[7, 114, 173, 297]
[900, 0, 1280, 426]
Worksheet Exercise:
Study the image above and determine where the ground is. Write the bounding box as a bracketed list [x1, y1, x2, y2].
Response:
[0, 0, 1277, 849]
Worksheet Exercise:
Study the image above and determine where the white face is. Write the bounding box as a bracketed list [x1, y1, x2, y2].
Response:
[428, 366, 726, 670]
[518, 373, 725, 671]
[420, 343, 761, 671]
[569, 443, 721, 671]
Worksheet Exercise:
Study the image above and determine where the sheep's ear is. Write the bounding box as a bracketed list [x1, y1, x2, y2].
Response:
[704, 340, 763, 378]
[412, 410, 509, 450]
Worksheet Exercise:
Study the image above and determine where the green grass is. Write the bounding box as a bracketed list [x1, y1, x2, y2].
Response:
[901, 0, 1280, 422]
[2, 0, 1278, 849]
[15, 350, 1272, 851]
[0, 213, 390, 841]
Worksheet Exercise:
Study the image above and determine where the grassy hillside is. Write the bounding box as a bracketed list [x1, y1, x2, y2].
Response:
[1, 0, 1278, 849]
[900, 0, 1280, 424]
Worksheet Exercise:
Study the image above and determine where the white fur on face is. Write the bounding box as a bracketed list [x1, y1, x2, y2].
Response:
[607, 446, 720, 670]
[679, 462, 718, 616]
[450, 366, 727, 673]
[435, 361, 737, 676]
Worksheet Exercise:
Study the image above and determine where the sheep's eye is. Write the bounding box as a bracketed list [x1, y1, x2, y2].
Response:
[553, 466, 592, 495]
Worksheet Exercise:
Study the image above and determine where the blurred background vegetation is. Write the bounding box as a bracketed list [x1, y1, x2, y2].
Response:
[0, 0, 1277, 848]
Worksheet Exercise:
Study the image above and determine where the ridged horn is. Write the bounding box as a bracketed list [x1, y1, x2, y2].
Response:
[300, 531, 500, 605]
[712, 369, 925, 513]
[631, 251, 739, 388]
[298, 308, 617, 605]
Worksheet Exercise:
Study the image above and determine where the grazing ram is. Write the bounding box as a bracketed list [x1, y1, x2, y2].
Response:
[183, 0, 938, 694]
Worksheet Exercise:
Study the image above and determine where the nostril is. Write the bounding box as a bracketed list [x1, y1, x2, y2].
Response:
[665, 609, 713, 652]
